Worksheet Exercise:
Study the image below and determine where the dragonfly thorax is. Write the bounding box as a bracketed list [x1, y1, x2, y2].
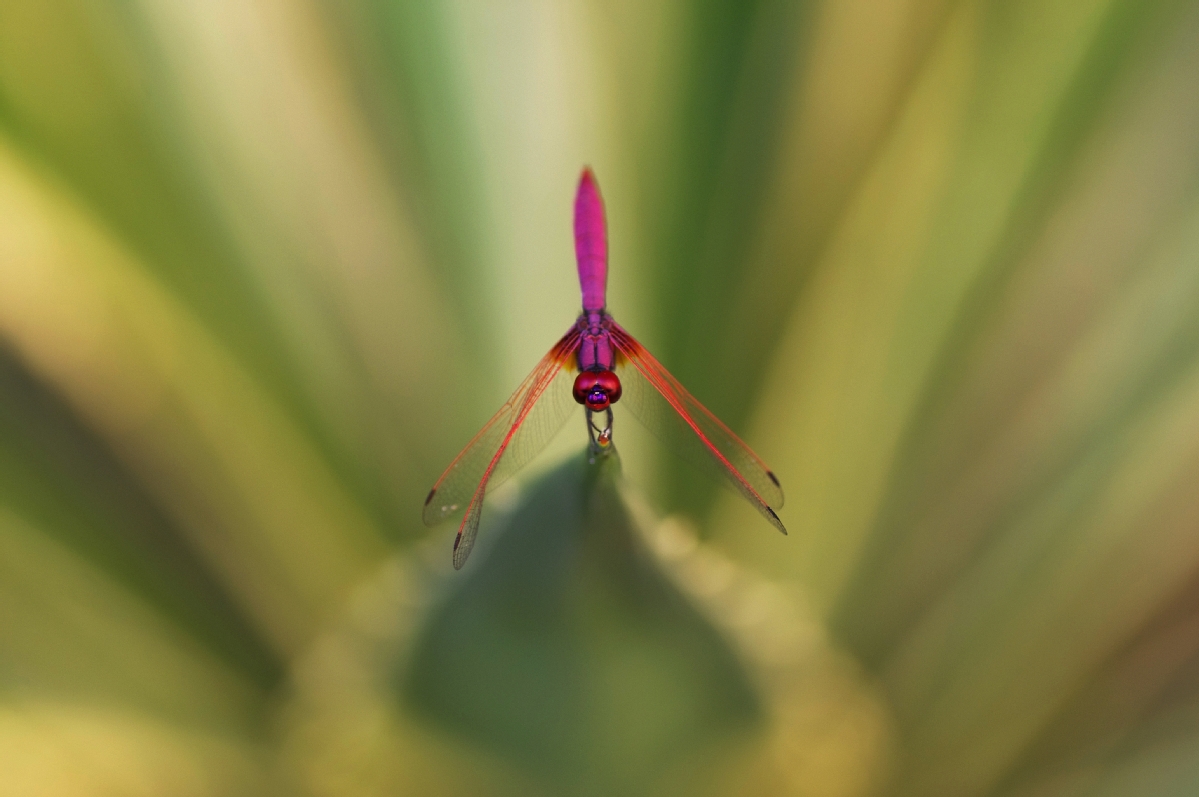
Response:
[573, 370, 622, 411]
[576, 310, 616, 372]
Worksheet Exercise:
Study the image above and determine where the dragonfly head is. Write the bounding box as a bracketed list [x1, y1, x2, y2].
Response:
[573, 370, 622, 411]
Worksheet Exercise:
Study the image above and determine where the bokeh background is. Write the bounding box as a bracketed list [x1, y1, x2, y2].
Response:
[2, 0, 1199, 795]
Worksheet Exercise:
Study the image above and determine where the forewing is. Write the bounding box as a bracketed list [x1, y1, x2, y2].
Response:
[609, 323, 786, 533]
[449, 349, 578, 569]
[423, 326, 579, 528]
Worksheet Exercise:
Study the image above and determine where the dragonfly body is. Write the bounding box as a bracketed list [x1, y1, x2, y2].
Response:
[425, 168, 785, 568]
[573, 172, 620, 411]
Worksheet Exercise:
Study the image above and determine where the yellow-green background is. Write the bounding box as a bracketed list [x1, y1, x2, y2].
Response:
[2, 1, 1198, 795]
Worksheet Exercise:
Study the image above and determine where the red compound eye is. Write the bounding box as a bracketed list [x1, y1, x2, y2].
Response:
[593, 370, 621, 403]
[572, 370, 622, 409]
[572, 372, 593, 405]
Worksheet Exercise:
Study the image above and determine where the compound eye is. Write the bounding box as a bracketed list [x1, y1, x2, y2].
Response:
[573, 369, 621, 409]
[594, 371, 621, 404]
[572, 372, 597, 405]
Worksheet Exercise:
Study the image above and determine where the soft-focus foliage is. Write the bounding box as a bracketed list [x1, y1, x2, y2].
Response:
[1, 0, 1199, 795]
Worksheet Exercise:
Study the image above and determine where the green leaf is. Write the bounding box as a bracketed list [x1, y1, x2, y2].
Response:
[402, 452, 761, 794]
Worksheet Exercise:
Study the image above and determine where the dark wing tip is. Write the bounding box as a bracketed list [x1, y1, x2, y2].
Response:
[424, 488, 436, 506]
[767, 507, 788, 536]
[452, 538, 472, 569]
[767, 470, 780, 488]
[451, 534, 464, 569]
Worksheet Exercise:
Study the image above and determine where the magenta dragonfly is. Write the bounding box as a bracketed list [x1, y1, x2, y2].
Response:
[425, 169, 785, 568]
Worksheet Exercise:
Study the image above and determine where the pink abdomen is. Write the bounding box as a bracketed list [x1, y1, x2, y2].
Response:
[574, 168, 607, 312]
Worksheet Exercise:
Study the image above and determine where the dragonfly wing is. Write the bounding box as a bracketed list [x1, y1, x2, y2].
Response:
[609, 322, 786, 534]
[424, 327, 580, 567]
[450, 363, 577, 568]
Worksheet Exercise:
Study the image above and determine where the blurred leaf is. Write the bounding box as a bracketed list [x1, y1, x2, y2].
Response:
[322, 0, 497, 355]
[0, 0, 307, 436]
[0, 508, 258, 730]
[835, 0, 1196, 660]
[0, 133, 383, 655]
[0, 702, 269, 797]
[638, 0, 810, 518]
[403, 452, 761, 794]
[0, 347, 279, 685]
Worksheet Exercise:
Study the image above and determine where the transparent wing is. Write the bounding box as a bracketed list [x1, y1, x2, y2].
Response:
[424, 326, 580, 568]
[609, 322, 786, 534]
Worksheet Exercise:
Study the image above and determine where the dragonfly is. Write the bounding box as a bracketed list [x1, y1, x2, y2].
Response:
[424, 168, 785, 568]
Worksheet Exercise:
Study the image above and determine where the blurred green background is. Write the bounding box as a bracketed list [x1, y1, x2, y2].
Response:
[2, 0, 1199, 794]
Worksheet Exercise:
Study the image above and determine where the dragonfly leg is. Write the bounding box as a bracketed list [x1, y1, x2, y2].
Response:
[585, 407, 615, 455]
